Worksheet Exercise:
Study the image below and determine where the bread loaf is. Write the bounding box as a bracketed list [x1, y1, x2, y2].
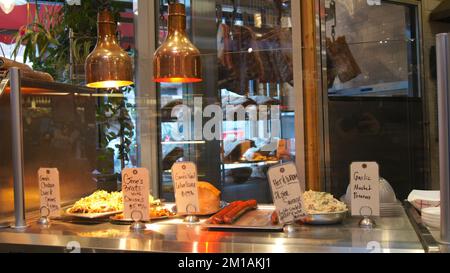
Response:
[198, 182, 221, 215]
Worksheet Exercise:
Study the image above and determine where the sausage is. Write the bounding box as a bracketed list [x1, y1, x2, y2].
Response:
[209, 201, 242, 224]
[223, 200, 258, 224]
[271, 211, 279, 225]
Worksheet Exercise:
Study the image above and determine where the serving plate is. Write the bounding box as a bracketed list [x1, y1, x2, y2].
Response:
[109, 214, 176, 224]
[299, 210, 348, 225]
[65, 209, 122, 219]
[203, 208, 283, 231]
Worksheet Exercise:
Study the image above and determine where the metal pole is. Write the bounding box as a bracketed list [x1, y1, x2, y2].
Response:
[437, 33, 450, 244]
[9, 67, 27, 229]
[0, 73, 10, 229]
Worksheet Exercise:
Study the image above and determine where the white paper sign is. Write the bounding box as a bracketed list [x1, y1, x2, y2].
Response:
[122, 168, 150, 221]
[350, 162, 380, 217]
[38, 168, 61, 218]
[267, 162, 306, 224]
[171, 162, 200, 215]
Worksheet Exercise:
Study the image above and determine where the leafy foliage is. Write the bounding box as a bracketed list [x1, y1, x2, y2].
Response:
[11, 4, 66, 78]
[96, 86, 136, 173]
[11, 0, 122, 82]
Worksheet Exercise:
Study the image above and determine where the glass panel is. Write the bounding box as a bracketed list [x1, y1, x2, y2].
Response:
[324, 0, 426, 201]
[157, 0, 296, 203]
[326, 0, 419, 97]
[0, 1, 138, 218]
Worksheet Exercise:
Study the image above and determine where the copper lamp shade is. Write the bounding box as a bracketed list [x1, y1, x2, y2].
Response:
[85, 10, 133, 89]
[153, 3, 202, 83]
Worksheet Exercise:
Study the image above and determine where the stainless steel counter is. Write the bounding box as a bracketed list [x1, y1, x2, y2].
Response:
[0, 206, 426, 253]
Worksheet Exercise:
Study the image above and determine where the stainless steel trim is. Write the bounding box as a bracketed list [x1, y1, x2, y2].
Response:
[9, 67, 27, 229]
[437, 33, 450, 244]
[404, 201, 441, 253]
[0, 208, 426, 253]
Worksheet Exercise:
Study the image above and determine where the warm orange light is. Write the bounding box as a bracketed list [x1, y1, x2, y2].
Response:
[154, 77, 202, 84]
[86, 80, 134, 89]
[3, 87, 62, 95]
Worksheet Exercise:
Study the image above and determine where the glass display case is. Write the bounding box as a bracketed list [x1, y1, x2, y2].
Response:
[319, 0, 427, 200]
[0, 79, 98, 218]
[156, 0, 299, 203]
[1, 0, 449, 254]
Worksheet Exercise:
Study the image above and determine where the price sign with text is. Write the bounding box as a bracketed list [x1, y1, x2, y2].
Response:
[350, 162, 380, 217]
[122, 168, 150, 221]
[171, 162, 200, 215]
[268, 162, 306, 224]
[38, 168, 61, 218]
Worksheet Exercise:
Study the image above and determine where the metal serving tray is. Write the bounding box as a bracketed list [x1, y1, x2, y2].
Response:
[203, 209, 283, 231]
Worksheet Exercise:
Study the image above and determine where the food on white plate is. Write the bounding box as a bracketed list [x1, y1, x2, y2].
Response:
[113, 206, 176, 220]
[270, 191, 347, 225]
[68, 191, 123, 214]
[68, 190, 162, 214]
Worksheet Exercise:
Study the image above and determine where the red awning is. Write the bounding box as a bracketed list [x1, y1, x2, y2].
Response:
[1, 4, 134, 46]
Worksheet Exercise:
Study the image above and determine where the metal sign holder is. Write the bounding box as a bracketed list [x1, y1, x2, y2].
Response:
[130, 210, 147, 232]
[183, 204, 200, 224]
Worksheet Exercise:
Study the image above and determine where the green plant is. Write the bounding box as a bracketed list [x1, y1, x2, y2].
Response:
[11, 0, 122, 81]
[62, 0, 121, 69]
[11, 3, 66, 78]
[96, 86, 136, 174]
[11, 0, 135, 176]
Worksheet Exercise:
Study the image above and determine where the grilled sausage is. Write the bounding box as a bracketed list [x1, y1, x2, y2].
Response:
[271, 211, 279, 225]
[223, 200, 258, 224]
[210, 201, 242, 224]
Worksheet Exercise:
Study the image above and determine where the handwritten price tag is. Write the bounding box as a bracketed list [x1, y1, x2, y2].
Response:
[38, 168, 61, 218]
[122, 168, 150, 221]
[171, 162, 200, 215]
[350, 162, 380, 217]
[268, 162, 306, 224]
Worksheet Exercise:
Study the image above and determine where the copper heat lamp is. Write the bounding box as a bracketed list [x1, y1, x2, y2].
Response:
[153, 3, 202, 83]
[85, 9, 133, 89]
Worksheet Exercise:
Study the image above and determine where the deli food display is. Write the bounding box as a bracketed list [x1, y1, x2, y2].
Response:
[270, 191, 348, 225]
[66, 191, 163, 219]
[205, 200, 284, 231]
[67, 191, 123, 216]
[208, 200, 258, 225]
[302, 191, 348, 214]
